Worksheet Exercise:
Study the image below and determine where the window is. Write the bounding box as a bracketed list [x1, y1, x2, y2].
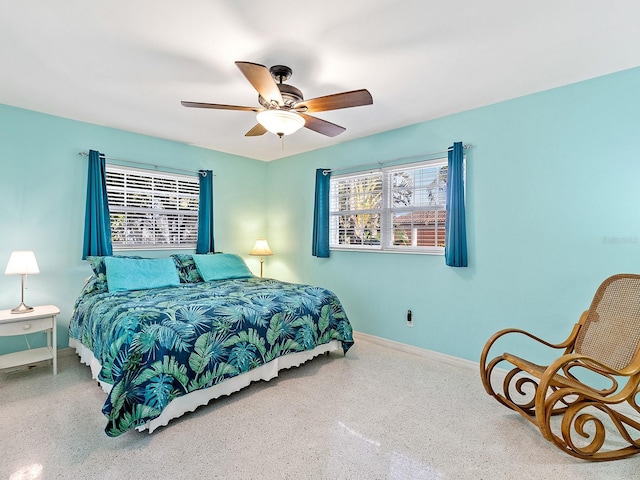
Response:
[329, 158, 449, 254]
[105, 165, 199, 250]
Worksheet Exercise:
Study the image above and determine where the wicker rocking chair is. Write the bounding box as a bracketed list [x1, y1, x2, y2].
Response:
[480, 274, 640, 461]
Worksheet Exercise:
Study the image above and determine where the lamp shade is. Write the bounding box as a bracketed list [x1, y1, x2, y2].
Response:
[250, 239, 273, 256]
[256, 110, 305, 137]
[5, 251, 40, 275]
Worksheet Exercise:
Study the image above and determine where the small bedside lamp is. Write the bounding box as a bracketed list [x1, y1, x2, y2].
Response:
[5, 250, 40, 314]
[249, 238, 273, 278]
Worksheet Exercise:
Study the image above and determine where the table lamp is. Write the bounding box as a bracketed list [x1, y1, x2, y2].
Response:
[5, 250, 40, 314]
[249, 238, 273, 278]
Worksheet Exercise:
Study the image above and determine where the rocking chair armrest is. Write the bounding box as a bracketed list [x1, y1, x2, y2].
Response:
[481, 326, 577, 365]
[545, 352, 639, 379]
[505, 328, 575, 349]
[480, 312, 587, 371]
[537, 353, 640, 403]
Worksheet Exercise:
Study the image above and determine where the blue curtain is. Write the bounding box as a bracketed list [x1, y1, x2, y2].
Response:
[196, 170, 215, 254]
[312, 168, 331, 258]
[82, 150, 112, 259]
[445, 142, 468, 267]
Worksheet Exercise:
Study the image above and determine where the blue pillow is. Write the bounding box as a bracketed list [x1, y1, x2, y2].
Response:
[86, 255, 142, 292]
[104, 257, 180, 292]
[192, 254, 253, 281]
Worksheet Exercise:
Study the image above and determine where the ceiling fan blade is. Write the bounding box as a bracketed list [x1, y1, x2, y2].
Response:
[245, 124, 267, 137]
[235, 61, 284, 106]
[300, 114, 346, 137]
[295, 89, 373, 113]
[181, 101, 259, 112]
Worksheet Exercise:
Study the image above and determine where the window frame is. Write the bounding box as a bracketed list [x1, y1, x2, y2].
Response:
[329, 157, 452, 255]
[105, 164, 200, 251]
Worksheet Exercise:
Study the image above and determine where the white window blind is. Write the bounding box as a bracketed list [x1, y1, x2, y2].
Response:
[330, 172, 383, 249]
[105, 165, 199, 250]
[330, 158, 449, 254]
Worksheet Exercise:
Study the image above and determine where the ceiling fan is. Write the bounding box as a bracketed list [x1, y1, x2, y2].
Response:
[181, 61, 373, 138]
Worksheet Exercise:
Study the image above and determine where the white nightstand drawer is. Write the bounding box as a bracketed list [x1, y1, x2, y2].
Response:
[0, 316, 53, 336]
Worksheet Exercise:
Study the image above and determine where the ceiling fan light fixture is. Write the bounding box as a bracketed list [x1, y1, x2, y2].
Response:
[256, 109, 305, 137]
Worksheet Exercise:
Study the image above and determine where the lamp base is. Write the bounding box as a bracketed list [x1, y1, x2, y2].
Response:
[11, 302, 34, 314]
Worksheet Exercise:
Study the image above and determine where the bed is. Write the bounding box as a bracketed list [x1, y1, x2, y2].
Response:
[68, 254, 354, 437]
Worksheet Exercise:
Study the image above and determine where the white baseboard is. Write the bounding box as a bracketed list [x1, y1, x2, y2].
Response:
[353, 331, 478, 371]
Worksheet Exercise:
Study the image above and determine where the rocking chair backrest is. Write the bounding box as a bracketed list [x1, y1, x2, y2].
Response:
[574, 274, 640, 371]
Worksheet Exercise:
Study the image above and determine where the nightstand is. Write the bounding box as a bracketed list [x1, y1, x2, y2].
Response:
[0, 305, 59, 375]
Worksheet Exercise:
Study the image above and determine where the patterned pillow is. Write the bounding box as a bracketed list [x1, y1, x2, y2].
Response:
[171, 254, 203, 283]
[86, 255, 143, 292]
[78, 275, 102, 297]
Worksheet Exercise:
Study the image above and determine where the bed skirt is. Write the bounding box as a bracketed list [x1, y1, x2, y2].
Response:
[69, 337, 342, 433]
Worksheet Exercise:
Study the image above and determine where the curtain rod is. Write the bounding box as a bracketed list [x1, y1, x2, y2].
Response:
[78, 151, 204, 177]
[322, 143, 472, 176]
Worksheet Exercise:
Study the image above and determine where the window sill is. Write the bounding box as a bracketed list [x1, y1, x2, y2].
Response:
[113, 246, 196, 252]
[329, 247, 444, 256]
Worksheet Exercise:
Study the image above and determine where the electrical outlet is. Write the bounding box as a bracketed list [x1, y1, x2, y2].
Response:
[407, 309, 413, 327]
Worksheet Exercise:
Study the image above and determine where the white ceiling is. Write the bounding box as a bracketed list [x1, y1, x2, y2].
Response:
[2, 1, 640, 161]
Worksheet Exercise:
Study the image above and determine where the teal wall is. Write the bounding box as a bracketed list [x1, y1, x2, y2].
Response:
[2, 66, 639, 363]
[0, 104, 267, 353]
[266, 67, 640, 362]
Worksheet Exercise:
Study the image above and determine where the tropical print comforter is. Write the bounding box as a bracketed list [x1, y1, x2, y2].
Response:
[69, 277, 354, 437]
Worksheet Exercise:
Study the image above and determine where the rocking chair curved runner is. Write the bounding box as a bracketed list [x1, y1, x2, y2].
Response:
[480, 274, 640, 461]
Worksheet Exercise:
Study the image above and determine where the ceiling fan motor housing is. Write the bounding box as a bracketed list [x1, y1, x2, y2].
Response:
[258, 65, 304, 109]
[257, 65, 304, 109]
[259, 83, 304, 108]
